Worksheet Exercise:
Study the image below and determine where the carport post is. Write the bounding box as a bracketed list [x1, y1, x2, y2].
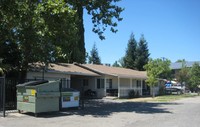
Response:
[130, 78, 132, 89]
[118, 76, 120, 98]
[141, 79, 143, 96]
[104, 76, 107, 96]
[81, 82, 84, 109]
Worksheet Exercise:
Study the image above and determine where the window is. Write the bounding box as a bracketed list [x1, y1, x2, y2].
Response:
[61, 78, 70, 88]
[83, 79, 89, 86]
[137, 80, 141, 88]
[142, 80, 146, 89]
[132, 79, 136, 88]
[106, 79, 112, 89]
[97, 79, 105, 89]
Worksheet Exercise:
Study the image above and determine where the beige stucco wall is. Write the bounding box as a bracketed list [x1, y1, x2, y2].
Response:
[120, 78, 130, 88]
[86, 77, 96, 91]
[111, 78, 118, 89]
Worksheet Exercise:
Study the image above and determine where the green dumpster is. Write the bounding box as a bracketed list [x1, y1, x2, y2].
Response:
[17, 80, 60, 116]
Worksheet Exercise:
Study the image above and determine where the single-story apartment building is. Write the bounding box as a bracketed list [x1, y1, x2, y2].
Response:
[27, 63, 161, 98]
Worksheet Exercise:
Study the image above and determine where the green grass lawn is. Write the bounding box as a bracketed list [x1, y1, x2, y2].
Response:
[151, 94, 198, 102]
[116, 94, 198, 102]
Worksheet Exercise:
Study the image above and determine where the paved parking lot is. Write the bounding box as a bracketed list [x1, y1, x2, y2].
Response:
[1, 96, 200, 127]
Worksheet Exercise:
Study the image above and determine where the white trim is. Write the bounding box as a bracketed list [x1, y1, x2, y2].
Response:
[118, 76, 120, 98]
[104, 76, 107, 96]
[141, 79, 143, 96]
[130, 78, 132, 89]
[95, 77, 97, 90]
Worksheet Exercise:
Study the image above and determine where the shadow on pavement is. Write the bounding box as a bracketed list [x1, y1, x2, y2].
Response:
[79, 99, 176, 117]
[22, 99, 178, 118]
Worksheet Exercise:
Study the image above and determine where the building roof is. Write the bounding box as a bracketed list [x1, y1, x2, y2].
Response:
[170, 61, 200, 70]
[77, 64, 147, 79]
[29, 63, 100, 76]
[29, 63, 147, 79]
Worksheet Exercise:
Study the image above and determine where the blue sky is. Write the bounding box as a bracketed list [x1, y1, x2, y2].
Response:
[84, 0, 200, 64]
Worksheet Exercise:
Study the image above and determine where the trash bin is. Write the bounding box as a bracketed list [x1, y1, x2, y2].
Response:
[17, 80, 60, 116]
[61, 88, 80, 109]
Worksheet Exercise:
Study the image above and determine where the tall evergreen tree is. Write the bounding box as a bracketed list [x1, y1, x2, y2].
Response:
[123, 33, 137, 69]
[112, 61, 121, 67]
[118, 57, 125, 67]
[69, 0, 124, 63]
[176, 59, 186, 63]
[135, 34, 150, 71]
[88, 43, 101, 64]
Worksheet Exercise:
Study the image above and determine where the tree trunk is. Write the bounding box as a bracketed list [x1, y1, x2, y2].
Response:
[152, 86, 155, 98]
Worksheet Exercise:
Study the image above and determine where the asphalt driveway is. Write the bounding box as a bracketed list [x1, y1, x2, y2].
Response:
[0, 96, 200, 127]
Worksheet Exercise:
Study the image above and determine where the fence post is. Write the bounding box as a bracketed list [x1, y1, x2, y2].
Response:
[0, 77, 2, 116]
[0, 76, 5, 117]
[2, 76, 5, 117]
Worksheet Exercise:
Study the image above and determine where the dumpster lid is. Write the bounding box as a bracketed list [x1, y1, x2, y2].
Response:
[61, 88, 79, 92]
[17, 80, 48, 87]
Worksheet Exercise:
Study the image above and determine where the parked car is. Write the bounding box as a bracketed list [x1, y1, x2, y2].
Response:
[165, 81, 185, 94]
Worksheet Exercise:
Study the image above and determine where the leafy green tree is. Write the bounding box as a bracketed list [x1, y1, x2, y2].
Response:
[0, 0, 124, 80]
[0, 1, 78, 80]
[144, 58, 171, 97]
[158, 58, 172, 79]
[88, 43, 101, 64]
[176, 59, 186, 63]
[135, 34, 150, 71]
[189, 63, 200, 91]
[0, 1, 39, 80]
[112, 61, 121, 67]
[123, 33, 137, 69]
[0, 42, 21, 71]
[36, 0, 79, 63]
[175, 62, 190, 87]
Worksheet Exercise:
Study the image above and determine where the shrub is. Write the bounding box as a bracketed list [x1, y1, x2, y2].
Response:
[128, 90, 135, 98]
[0, 68, 4, 77]
[135, 91, 140, 98]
